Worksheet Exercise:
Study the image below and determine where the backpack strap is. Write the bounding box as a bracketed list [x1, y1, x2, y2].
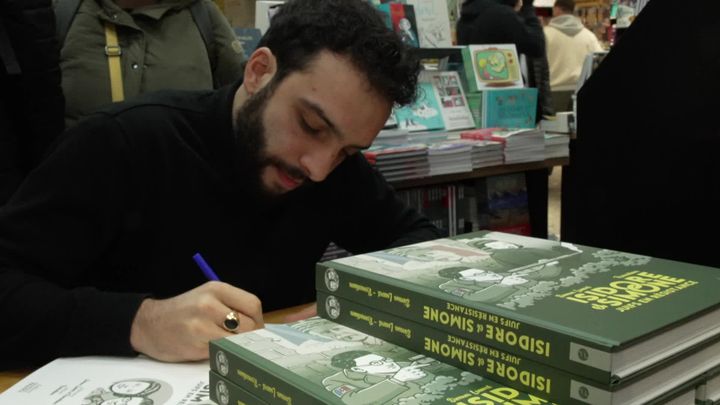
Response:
[103, 22, 125, 102]
[55, 0, 82, 43]
[54, 0, 218, 88]
[189, 0, 219, 88]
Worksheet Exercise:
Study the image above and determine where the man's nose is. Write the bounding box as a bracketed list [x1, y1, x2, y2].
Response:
[299, 147, 341, 182]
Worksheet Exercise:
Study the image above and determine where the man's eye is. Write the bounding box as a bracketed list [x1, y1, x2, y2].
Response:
[300, 119, 321, 135]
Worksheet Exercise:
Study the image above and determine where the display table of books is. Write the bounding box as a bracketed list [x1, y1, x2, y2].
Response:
[7, 232, 719, 404]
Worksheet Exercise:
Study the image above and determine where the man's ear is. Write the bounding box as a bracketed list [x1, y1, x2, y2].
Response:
[243, 47, 277, 95]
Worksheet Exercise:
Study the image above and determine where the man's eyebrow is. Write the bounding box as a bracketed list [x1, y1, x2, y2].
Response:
[299, 98, 372, 150]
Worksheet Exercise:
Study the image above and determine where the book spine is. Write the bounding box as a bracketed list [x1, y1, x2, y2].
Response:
[462, 47, 480, 93]
[316, 262, 612, 384]
[209, 370, 270, 405]
[318, 291, 606, 405]
[209, 340, 328, 405]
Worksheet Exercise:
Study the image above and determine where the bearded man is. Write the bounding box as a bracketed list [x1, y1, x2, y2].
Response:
[0, 0, 439, 369]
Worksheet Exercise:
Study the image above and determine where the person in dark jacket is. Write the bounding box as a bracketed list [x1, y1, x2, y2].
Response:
[0, 0, 65, 205]
[0, 0, 439, 369]
[457, 0, 553, 120]
[457, 0, 544, 59]
[522, 0, 555, 120]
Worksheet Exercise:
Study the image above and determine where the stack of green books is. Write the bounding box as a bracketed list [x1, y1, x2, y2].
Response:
[314, 230, 720, 404]
[209, 317, 555, 404]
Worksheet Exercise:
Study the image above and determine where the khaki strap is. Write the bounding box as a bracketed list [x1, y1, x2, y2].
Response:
[104, 22, 124, 102]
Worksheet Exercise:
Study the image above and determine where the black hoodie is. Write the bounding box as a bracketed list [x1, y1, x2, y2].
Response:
[456, 0, 544, 58]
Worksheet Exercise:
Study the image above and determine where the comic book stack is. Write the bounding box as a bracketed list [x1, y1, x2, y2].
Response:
[208, 317, 557, 404]
[313, 230, 720, 404]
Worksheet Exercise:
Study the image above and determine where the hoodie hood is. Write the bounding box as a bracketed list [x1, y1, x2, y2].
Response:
[548, 14, 585, 36]
[461, 0, 517, 19]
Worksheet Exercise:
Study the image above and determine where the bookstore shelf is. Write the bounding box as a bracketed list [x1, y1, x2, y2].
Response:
[391, 157, 569, 189]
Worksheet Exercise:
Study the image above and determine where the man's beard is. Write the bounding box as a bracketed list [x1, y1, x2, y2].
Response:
[232, 83, 307, 205]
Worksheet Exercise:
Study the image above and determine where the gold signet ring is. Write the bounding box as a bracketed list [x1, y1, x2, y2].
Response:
[223, 311, 240, 332]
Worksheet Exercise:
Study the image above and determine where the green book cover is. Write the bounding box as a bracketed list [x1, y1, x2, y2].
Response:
[466, 92, 483, 127]
[318, 291, 717, 405]
[483, 88, 538, 129]
[210, 370, 269, 405]
[394, 81, 446, 132]
[315, 230, 720, 385]
[209, 317, 555, 404]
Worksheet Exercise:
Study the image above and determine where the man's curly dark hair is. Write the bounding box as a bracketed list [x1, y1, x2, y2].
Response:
[256, 0, 420, 106]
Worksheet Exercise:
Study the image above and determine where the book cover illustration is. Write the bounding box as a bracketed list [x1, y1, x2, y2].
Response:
[484, 88, 538, 129]
[0, 356, 212, 405]
[423, 70, 475, 131]
[210, 318, 553, 404]
[477, 173, 532, 236]
[377, 2, 420, 47]
[394, 82, 445, 131]
[326, 231, 587, 309]
[232, 27, 262, 59]
[463, 44, 524, 91]
[406, 0, 453, 47]
[317, 231, 720, 384]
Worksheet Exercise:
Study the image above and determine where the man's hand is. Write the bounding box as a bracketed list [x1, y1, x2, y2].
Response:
[129, 281, 264, 362]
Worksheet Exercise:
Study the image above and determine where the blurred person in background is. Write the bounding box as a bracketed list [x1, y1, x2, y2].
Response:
[544, 0, 603, 111]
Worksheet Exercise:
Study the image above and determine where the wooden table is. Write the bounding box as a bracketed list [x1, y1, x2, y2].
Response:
[0, 303, 315, 393]
[0, 370, 29, 394]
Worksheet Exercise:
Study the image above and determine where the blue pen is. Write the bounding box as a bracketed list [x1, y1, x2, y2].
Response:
[193, 253, 240, 332]
[193, 252, 220, 281]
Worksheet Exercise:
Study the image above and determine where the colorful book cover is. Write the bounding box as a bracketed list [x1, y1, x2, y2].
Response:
[318, 291, 720, 405]
[394, 82, 445, 131]
[422, 70, 475, 131]
[315, 230, 720, 386]
[209, 317, 554, 404]
[484, 88, 538, 129]
[232, 27, 262, 59]
[406, 0, 453, 47]
[462, 44, 524, 92]
[377, 3, 420, 47]
[478, 173, 532, 236]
